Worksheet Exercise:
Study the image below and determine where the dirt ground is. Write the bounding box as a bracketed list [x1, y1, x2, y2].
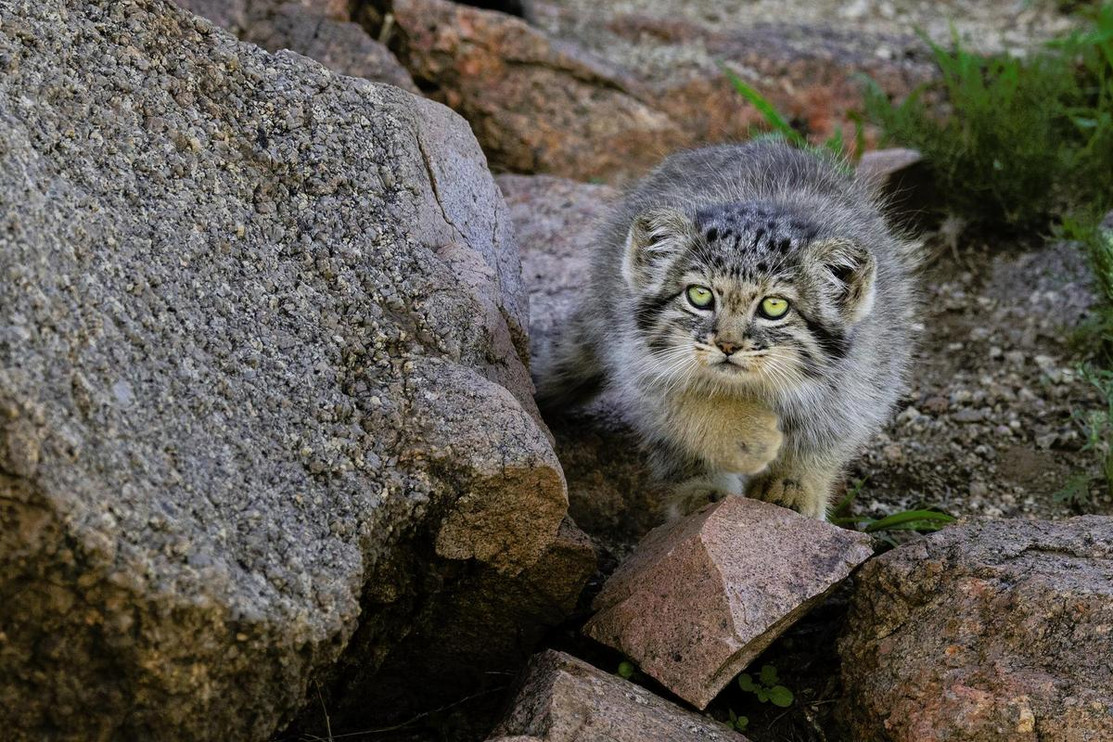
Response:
[847, 231, 1112, 524]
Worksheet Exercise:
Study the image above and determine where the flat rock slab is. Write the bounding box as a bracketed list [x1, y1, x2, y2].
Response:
[584, 496, 874, 708]
[839, 516, 1113, 742]
[489, 650, 749, 741]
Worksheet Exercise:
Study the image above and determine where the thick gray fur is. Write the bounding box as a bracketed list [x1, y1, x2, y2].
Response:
[537, 140, 920, 518]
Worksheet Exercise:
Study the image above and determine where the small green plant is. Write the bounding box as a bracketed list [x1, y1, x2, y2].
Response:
[719, 63, 864, 163]
[726, 708, 750, 732]
[616, 660, 636, 680]
[831, 478, 956, 546]
[737, 664, 794, 708]
[1057, 364, 1113, 506]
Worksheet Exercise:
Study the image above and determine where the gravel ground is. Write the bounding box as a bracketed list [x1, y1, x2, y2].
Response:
[536, 0, 1079, 54]
[848, 234, 1113, 522]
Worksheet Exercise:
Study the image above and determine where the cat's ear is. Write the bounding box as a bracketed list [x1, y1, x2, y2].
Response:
[806, 238, 877, 323]
[622, 207, 695, 288]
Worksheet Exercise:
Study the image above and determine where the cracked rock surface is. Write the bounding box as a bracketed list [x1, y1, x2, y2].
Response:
[0, 1, 586, 739]
[839, 517, 1113, 742]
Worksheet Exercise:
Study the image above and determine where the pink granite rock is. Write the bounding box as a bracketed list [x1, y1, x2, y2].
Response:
[839, 517, 1113, 742]
[489, 650, 749, 741]
[584, 496, 874, 709]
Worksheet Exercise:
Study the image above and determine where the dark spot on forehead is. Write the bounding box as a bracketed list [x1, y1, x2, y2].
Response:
[692, 201, 829, 277]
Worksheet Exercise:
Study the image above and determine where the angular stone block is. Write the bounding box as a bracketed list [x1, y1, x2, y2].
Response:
[584, 496, 874, 708]
[489, 650, 748, 741]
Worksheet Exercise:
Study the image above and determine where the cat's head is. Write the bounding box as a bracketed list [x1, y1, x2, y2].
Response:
[621, 201, 876, 395]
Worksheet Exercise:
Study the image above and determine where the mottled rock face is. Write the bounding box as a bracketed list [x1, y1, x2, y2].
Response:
[584, 497, 874, 709]
[839, 517, 1113, 742]
[498, 174, 667, 555]
[238, 2, 419, 91]
[378, 0, 686, 181]
[530, 2, 938, 155]
[490, 650, 750, 741]
[0, 1, 584, 739]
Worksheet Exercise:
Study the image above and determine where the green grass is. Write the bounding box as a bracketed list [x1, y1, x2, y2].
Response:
[719, 63, 865, 165]
[830, 478, 955, 547]
[863, 7, 1113, 232]
[1057, 364, 1113, 506]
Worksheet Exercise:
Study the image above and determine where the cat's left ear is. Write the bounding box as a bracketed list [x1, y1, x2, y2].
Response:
[622, 207, 696, 289]
[805, 238, 877, 323]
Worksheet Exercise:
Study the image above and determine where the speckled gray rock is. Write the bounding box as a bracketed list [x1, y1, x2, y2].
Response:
[490, 650, 750, 741]
[176, 0, 419, 92]
[0, 1, 583, 740]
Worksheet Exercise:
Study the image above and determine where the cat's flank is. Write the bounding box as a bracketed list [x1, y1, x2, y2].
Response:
[536, 141, 919, 519]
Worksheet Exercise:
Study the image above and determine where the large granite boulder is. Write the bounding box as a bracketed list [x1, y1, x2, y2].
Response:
[839, 517, 1113, 741]
[0, 1, 589, 739]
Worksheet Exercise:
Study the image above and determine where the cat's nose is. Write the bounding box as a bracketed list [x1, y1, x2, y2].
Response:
[716, 340, 737, 356]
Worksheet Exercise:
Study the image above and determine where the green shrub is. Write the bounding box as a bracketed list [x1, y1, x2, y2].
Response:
[864, 7, 1113, 230]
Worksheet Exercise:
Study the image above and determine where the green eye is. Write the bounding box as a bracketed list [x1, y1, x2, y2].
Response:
[759, 296, 790, 319]
[686, 285, 714, 309]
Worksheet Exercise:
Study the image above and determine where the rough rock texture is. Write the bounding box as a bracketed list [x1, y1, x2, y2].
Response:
[244, 3, 418, 91]
[536, 0, 1079, 57]
[322, 515, 596, 732]
[0, 1, 587, 739]
[530, 1, 939, 157]
[840, 517, 1113, 742]
[499, 174, 667, 556]
[490, 650, 750, 741]
[584, 497, 874, 709]
[376, 0, 686, 181]
[174, 0, 417, 91]
[174, 0, 353, 36]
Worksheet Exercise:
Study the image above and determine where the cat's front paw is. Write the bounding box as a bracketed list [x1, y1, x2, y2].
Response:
[747, 475, 826, 519]
[720, 408, 783, 475]
[666, 472, 743, 519]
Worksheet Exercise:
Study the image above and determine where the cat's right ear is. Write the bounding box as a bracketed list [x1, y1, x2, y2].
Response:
[622, 207, 695, 289]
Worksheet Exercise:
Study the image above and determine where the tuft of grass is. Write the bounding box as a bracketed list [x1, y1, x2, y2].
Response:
[863, 30, 1077, 228]
[1057, 364, 1113, 506]
[830, 478, 955, 547]
[863, 6, 1113, 232]
[719, 63, 865, 164]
